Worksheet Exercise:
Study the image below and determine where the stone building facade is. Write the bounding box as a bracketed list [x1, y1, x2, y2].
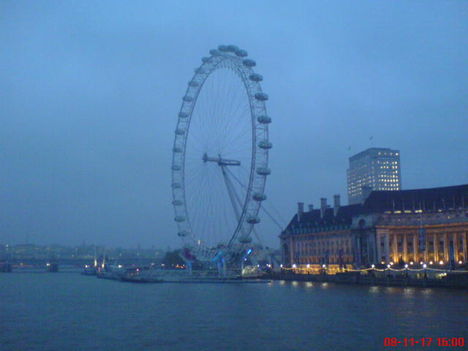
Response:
[280, 184, 467, 273]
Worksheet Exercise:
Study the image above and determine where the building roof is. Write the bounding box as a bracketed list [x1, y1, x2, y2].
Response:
[363, 184, 468, 212]
[284, 204, 362, 234]
[283, 184, 467, 235]
[349, 147, 399, 162]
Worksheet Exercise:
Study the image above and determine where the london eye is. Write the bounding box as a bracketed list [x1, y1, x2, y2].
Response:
[171, 45, 271, 267]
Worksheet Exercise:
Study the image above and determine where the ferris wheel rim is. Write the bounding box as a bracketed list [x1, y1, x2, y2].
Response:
[171, 45, 271, 255]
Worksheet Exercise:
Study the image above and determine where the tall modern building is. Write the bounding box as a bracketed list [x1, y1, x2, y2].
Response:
[347, 147, 401, 204]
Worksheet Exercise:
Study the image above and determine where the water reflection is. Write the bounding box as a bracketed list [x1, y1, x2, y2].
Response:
[276, 281, 442, 300]
[402, 287, 415, 298]
[421, 288, 433, 295]
[2, 273, 466, 351]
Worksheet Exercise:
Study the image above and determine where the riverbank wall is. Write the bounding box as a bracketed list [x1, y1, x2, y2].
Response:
[265, 271, 468, 289]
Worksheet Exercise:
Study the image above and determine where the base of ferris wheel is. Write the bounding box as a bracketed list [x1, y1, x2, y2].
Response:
[118, 247, 278, 284]
[157, 270, 271, 284]
[122, 262, 271, 284]
[161, 242, 278, 283]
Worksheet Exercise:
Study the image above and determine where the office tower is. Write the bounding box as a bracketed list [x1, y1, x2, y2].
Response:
[347, 147, 401, 204]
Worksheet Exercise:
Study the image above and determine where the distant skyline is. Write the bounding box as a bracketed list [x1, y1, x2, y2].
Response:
[1, 1, 467, 248]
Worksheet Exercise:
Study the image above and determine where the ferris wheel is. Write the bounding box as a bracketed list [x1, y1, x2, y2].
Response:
[171, 45, 271, 261]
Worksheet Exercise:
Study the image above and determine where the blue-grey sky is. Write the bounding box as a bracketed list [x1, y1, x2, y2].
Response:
[1, 0, 467, 248]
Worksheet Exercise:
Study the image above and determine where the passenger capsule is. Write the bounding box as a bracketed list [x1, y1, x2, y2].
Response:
[257, 115, 271, 124]
[235, 49, 248, 57]
[183, 96, 193, 102]
[201, 57, 210, 63]
[246, 216, 260, 224]
[172, 183, 182, 189]
[179, 112, 189, 118]
[253, 193, 267, 201]
[249, 73, 263, 82]
[254, 92, 268, 101]
[227, 45, 239, 52]
[218, 45, 229, 52]
[172, 200, 183, 206]
[258, 140, 273, 149]
[173, 147, 182, 153]
[178, 231, 190, 237]
[194, 67, 205, 74]
[256, 167, 271, 176]
[172, 165, 181, 171]
[243, 59, 256, 67]
[210, 49, 220, 56]
[174, 216, 186, 222]
[188, 81, 199, 87]
[175, 128, 185, 135]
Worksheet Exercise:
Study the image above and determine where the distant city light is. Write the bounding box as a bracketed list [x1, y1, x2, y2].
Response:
[439, 260, 444, 265]
[423, 264, 427, 268]
[371, 264, 375, 268]
[404, 264, 408, 268]
[292, 264, 297, 268]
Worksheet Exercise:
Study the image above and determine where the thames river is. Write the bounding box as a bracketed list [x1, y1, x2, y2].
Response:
[1, 272, 467, 351]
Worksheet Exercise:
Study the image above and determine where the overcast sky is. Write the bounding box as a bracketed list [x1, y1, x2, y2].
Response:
[1, 0, 467, 248]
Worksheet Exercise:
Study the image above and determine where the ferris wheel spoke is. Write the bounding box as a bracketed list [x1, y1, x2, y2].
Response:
[220, 117, 251, 148]
[211, 76, 243, 147]
[186, 132, 207, 153]
[223, 129, 252, 154]
[219, 99, 249, 148]
[225, 106, 252, 134]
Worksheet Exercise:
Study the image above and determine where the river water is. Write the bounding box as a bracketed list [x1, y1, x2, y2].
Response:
[1, 272, 467, 351]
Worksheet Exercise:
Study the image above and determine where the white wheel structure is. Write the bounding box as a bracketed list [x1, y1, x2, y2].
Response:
[171, 45, 271, 266]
